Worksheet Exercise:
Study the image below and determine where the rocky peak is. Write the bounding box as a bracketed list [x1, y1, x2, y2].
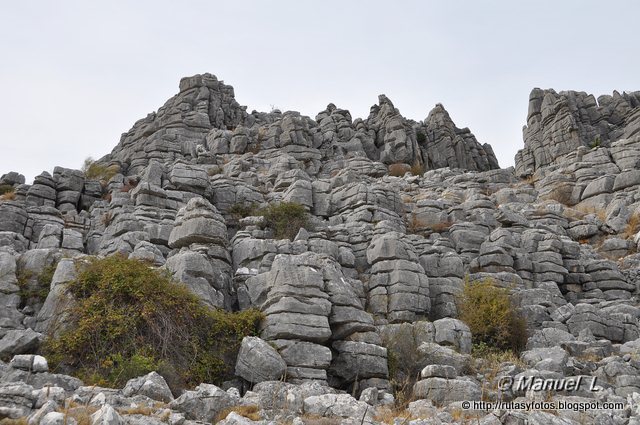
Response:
[99, 75, 501, 177]
[416, 103, 499, 172]
[106, 73, 247, 175]
[515, 87, 640, 176]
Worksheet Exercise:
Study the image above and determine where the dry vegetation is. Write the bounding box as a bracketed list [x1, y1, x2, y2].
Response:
[215, 405, 261, 422]
[622, 211, 640, 239]
[388, 163, 410, 177]
[0, 184, 16, 201]
[431, 220, 453, 233]
[410, 163, 425, 177]
[82, 157, 119, 183]
[0, 419, 28, 425]
[572, 204, 607, 222]
[373, 406, 414, 424]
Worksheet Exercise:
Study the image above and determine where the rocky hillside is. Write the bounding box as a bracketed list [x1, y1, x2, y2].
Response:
[0, 74, 639, 424]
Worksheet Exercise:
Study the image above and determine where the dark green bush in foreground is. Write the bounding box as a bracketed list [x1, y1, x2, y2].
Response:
[43, 255, 263, 389]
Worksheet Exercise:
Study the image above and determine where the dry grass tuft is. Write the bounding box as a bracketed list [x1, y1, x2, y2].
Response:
[62, 405, 99, 425]
[0, 418, 29, 425]
[0, 189, 16, 201]
[215, 405, 261, 422]
[373, 406, 413, 424]
[388, 163, 410, 177]
[431, 220, 453, 233]
[410, 163, 425, 177]
[573, 204, 607, 222]
[406, 214, 427, 234]
[622, 212, 640, 239]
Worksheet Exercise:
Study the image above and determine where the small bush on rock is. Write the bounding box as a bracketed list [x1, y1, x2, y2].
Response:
[388, 163, 410, 177]
[261, 202, 309, 240]
[0, 187, 16, 201]
[16, 261, 57, 306]
[82, 157, 119, 183]
[228, 202, 259, 220]
[457, 279, 527, 353]
[43, 255, 263, 389]
[0, 184, 14, 195]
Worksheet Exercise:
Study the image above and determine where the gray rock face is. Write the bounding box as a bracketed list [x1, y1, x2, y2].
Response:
[235, 336, 286, 383]
[91, 404, 124, 425]
[302, 393, 371, 421]
[0, 202, 28, 234]
[417, 103, 500, 171]
[242, 252, 386, 390]
[169, 383, 235, 422]
[168, 197, 227, 248]
[0, 382, 35, 418]
[0, 329, 42, 359]
[366, 232, 430, 324]
[35, 258, 78, 336]
[515, 88, 640, 176]
[413, 376, 481, 405]
[433, 318, 472, 354]
[107, 73, 247, 175]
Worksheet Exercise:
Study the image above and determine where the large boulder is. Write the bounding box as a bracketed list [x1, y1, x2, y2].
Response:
[122, 371, 173, 403]
[170, 383, 235, 422]
[235, 336, 287, 384]
[168, 197, 227, 248]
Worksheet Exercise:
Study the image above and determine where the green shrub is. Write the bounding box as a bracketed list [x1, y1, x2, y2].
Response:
[457, 279, 527, 353]
[0, 184, 14, 195]
[261, 202, 309, 240]
[0, 187, 16, 201]
[82, 157, 119, 182]
[43, 255, 263, 389]
[416, 131, 427, 144]
[16, 262, 57, 306]
[228, 202, 259, 220]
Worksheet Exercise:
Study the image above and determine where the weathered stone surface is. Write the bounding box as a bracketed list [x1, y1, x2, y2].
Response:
[413, 376, 481, 405]
[0, 382, 35, 419]
[122, 371, 173, 403]
[168, 197, 227, 248]
[169, 383, 234, 422]
[302, 393, 371, 420]
[433, 318, 472, 354]
[366, 232, 430, 323]
[9, 354, 48, 372]
[90, 403, 124, 425]
[235, 336, 286, 383]
[164, 250, 230, 309]
[0, 329, 42, 359]
[515, 88, 640, 176]
[35, 258, 78, 336]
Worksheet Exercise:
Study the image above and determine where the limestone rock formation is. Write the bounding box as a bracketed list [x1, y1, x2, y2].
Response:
[515, 88, 640, 176]
[0, 73, 639, 424]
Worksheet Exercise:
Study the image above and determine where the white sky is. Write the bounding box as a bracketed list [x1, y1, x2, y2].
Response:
[1, 0, 638, 184]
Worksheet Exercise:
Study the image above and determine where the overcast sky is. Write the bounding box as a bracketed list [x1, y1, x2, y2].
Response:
[1, 1, 638, 184]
